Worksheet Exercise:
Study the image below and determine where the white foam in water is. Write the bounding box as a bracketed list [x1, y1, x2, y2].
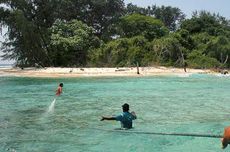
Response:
[47, 98, 56, 113]
[216, 73, 230, 77]
[177, 73, 191, 77]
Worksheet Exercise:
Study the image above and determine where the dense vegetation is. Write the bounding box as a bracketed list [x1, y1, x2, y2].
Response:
[0, 0, 230, 69]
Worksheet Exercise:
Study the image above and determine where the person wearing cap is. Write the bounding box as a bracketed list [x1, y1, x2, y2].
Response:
[56, 83, 63, 96]
[101, 103, 137, 129]
[221, 126, 230, 149]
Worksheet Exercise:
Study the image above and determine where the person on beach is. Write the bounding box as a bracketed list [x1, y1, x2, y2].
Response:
[221, 126, 230, 149]
[101, 103, 137, 129]
[56, 83, 63, 96]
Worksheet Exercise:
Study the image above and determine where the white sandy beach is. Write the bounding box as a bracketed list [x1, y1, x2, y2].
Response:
[0, 66, 218, 78]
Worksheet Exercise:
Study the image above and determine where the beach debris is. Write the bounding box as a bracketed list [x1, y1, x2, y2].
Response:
[69, 69, 73, 73]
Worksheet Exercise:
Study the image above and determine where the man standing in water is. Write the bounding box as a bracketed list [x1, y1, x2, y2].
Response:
[101, 103, 137, 129]
[56, 83, 63, 96]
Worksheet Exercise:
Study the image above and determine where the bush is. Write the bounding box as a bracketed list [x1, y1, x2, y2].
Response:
[187, 50, 221, 68]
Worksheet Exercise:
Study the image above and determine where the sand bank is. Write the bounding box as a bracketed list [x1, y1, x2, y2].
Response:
[0, 66, 217, 78]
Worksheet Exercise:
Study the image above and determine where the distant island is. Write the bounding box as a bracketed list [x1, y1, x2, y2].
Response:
[0, 1, 229, 71]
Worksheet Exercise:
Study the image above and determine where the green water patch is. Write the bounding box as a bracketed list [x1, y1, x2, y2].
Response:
[0, 75, 230, 151]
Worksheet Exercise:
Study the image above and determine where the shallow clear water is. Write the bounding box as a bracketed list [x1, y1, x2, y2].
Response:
[0, 74, 230, 152]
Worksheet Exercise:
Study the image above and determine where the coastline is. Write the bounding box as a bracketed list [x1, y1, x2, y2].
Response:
[0, 66, 218, 78]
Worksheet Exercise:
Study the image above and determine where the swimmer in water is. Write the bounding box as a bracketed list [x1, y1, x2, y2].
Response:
[56, 83, 63, 96]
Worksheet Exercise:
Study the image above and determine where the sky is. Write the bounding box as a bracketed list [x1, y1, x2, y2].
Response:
[1, 0, 230, 64]
[124, 0, 230, 19]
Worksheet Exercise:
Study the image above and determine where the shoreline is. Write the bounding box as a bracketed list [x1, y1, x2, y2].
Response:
[0, 66, 221, 78]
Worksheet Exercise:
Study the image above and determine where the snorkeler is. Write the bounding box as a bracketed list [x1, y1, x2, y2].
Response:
[56, 83, 63, 96]
[101, 103, 137, 129]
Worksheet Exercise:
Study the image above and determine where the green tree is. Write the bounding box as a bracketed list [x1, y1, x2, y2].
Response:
[187, 50, 220, 69]
[181, 11, 230, 36]
[180, 11, 230, 68]
[119, 14, 169, 41]
[0, 0, 123, 67]
[125, 4, 185, 31]
[50, 19, 100, 66]
[205, 36, 230, 67]
[58, 0, 125, 41]
[150, 35, 185, 66]
[0, 0, 60, 67]
[191, 33, 230, 68]
[89, 38, 130, 67]
[89, 36, 152, 67]
[152, 5, 185, 31]
[125, 3, 152, 15]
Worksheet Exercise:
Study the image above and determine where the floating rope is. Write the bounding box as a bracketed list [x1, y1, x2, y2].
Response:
[93, 128, 223, 139]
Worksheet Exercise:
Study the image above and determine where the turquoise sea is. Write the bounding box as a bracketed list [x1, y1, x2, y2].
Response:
[0, 74, 230, 152]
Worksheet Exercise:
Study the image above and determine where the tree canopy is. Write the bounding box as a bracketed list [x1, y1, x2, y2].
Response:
[50, 19, 100, 66]
[119, 14, 169, 40]
[0, 1, 230, 69]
